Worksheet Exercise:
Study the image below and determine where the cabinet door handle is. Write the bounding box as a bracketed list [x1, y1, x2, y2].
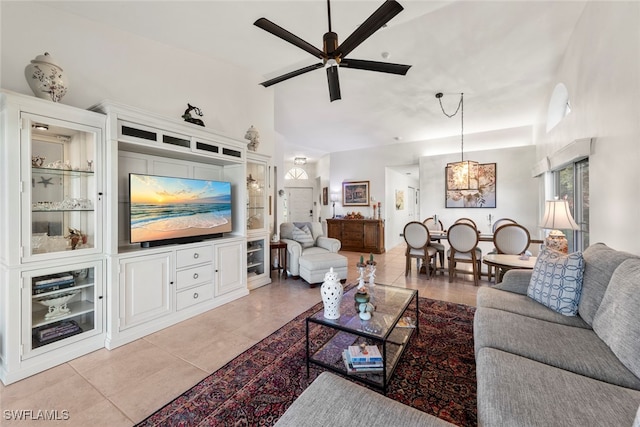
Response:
[193, 273, 199, 279]
[193, 253, 199, 259]
[193, 292, 199, 299]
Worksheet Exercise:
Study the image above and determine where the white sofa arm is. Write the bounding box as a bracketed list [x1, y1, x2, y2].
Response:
[316, 236, 341, 253]
[282, 238, 302, 276]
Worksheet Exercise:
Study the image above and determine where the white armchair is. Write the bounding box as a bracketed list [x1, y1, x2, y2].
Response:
[280, 222, 341, 277]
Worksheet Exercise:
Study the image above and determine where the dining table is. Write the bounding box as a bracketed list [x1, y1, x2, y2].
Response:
[429, 230, 544, 244]
[482, 253, 538, 283]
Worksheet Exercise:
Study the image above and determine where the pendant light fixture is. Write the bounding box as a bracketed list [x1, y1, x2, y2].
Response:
[437, 92, 479, 191]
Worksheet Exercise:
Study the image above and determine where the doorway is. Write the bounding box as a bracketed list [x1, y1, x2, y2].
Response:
[286, 187, 314, 223]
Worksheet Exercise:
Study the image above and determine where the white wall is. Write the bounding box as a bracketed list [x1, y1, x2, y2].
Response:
[420, 145, 539, 235]
[385, 168, 420, 249]
[1, 2, 275, 157]
[534, 1, 640, 254]
[328, 138, 536, 251]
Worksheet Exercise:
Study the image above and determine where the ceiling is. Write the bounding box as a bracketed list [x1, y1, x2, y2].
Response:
[42, 1, 587, 164]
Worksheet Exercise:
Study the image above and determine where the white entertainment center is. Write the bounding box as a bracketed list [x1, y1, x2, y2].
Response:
[0, 90, 271, 384]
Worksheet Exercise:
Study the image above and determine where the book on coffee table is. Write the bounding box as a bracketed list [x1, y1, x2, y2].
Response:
[342, 350, 384, 373]
[348, 345, 383, 363]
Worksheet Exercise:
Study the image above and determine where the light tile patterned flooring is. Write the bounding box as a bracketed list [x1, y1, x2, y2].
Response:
[0, 244, 489, 426]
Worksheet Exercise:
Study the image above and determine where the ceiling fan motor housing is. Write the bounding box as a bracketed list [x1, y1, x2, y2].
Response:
[323, 31, 339, 61]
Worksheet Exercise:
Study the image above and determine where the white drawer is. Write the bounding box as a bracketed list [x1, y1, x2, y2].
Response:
[176, 264, 213, 290]
[176, 283, 213, 311]
[176, 245, 213, 268]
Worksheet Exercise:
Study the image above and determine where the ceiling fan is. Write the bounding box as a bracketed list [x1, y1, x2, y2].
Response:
[254, 0, 412, 102]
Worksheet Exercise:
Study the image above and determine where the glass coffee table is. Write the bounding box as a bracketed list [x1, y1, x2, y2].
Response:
[306, 284, 419, 393]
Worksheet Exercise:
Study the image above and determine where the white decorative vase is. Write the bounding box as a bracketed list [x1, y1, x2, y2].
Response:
[24, 52, 68, 102]
[320, 267, 343, 319]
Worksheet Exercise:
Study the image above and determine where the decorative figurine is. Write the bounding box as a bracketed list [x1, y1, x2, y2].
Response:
[66, 227, 86, 250]
[182, 104, 205, 126]
[358, 302, 375, 320]
[32, 156, 45, 167]
[244, 125, 260, 152]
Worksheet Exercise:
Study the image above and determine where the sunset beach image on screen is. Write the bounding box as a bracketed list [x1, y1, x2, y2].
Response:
[129, 174, 232, 244]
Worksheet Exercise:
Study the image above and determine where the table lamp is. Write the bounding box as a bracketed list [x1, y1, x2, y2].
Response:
[330, 193, 340, 218]
[540, 198, 580, 253]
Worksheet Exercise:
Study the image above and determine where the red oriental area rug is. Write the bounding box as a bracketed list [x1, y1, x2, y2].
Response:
[136, 297, 477, 427]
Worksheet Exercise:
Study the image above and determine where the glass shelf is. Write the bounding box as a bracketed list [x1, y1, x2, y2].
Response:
[32, 166, 94, 176]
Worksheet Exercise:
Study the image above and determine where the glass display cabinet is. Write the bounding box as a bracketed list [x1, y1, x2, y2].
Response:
[246, 152, 271, 289]
[246, 158, 266, 232]
[0, 90, 106, 385]
[23, 261, 103, 359]
[22, 113, 102, 261]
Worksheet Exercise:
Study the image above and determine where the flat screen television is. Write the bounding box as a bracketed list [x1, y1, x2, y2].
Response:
[129, 173, 232, 247]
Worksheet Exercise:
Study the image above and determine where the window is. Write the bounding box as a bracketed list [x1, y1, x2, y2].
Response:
[285, 167, 308, 180]
[553, 158, 589, 251]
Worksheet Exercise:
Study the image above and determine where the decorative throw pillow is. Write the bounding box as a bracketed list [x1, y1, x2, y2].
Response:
[292, 225, 315, 248]
[527, 248, 585, 316]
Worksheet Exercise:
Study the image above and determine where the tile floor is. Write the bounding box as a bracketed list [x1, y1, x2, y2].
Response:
[0, 244, 488, 426]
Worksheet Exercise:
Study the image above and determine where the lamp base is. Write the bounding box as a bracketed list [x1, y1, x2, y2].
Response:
[545, 230, 568, 254]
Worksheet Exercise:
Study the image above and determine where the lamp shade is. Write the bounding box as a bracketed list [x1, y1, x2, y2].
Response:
[446, 160, 479, 191]
[540, 199, 580, 230]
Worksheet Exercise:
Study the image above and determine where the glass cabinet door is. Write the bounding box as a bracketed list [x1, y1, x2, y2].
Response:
[21, 113, 102, 261]
[246, 160, 266, 232]
[22, 260, 103, 359]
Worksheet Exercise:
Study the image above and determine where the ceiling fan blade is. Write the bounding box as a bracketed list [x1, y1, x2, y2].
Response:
[327, 66, 341, 102]
[254, 18, 325, 59]
[340, 58, 411, 75]
[260, 63, 324, 87]
[335, 0, 404, 58]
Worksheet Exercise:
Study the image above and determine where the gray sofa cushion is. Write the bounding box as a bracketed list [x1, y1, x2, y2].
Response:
[477, 287, 590, 329]
[579, 243, 639, 325]
[593, 258, 640, 379]
[275, 372, 454, 427]
[476, 347, 640, 427]
[474, 307, 640, 390]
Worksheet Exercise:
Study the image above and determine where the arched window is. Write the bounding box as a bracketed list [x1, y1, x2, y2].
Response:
[285, 167, 308, 180]
[546, 83, 571, 132]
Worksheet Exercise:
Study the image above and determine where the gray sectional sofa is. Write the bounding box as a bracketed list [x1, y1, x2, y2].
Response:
[475, 243, 640, 426]
[276, 243, 640, 426]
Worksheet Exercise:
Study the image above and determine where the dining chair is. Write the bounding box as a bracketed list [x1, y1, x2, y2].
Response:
[447, 222, 482, 286]
[403, 221, 438, 278]
[422, 217, 445, 272]
[489, 223, 531, 281]
[455, 217, 478, 229]
[492, 217, 517, 233]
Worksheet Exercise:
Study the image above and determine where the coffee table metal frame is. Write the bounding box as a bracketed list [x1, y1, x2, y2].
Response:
[305, 284, 419, 393]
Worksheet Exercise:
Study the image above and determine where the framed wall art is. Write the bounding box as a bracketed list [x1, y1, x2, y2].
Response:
[322, 187, 328, 205]
[395, 189, 404, 210]
[445, 163, 496, 208]
[342, 181, 370, 206]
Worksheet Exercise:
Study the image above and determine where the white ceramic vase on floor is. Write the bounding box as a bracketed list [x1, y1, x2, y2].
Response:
[321, 267, 343, 319]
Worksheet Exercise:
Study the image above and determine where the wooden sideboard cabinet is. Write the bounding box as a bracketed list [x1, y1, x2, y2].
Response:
[327, 219, 385, 254]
